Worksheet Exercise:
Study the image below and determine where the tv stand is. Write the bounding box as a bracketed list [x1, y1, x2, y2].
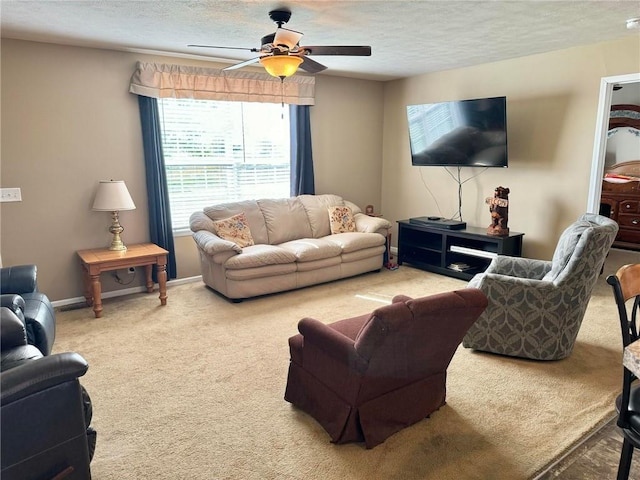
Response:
[409, 216, 466, 230]
[397, 220, 524, 280]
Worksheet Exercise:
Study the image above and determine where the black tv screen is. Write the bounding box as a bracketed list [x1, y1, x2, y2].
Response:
[407, 96, 508, 167]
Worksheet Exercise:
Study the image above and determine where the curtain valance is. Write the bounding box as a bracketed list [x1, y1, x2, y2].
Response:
[129, 62, 315, 105]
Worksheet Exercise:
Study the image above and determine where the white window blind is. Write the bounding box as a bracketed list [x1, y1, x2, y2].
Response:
[158, 98, 290, 231]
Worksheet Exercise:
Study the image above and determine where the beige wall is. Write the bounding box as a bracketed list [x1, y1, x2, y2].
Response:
[381, 36, 640, 260]
[0, 39, 384, 301]
[2, 36, 638, 301]
[312, 75, 384, 209]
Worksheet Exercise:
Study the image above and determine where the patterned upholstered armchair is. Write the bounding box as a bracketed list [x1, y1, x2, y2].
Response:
[462, 213, 618, 360]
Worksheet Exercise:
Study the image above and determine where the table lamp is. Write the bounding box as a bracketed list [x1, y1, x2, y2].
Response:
[92, 180, 136, 251]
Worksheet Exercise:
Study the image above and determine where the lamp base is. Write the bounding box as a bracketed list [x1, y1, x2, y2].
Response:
[108, 241, 127, 252]
[108, 211, 127, 251]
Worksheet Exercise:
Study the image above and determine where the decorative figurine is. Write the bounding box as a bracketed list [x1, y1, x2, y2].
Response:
[486, 186, 510, 236]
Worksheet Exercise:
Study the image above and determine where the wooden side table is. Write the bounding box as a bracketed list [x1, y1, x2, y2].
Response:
[77, 243, 169, 318]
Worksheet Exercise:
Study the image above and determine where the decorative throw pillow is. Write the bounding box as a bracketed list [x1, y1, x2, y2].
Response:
[213, 212, 254, 248]
[328, 206, 356, 234]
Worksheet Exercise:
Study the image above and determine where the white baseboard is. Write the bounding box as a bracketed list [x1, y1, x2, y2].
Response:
[52, 251, 401, 309]
[51, 275, 202, 308]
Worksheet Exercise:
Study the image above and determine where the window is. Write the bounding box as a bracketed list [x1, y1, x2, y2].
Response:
[157, 98, 290, 231]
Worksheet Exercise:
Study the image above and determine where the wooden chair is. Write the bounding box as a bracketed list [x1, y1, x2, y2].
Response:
[607, 263, 640, 480]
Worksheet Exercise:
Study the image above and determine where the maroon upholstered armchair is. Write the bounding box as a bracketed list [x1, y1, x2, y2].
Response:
[284, 288, 488, 448]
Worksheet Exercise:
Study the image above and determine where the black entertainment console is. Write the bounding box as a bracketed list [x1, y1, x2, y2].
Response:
[409, 216, 467, 230]
[397, 220, 524, 280]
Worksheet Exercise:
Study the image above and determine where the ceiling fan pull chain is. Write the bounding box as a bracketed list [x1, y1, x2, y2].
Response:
[281, 78, 285, 119]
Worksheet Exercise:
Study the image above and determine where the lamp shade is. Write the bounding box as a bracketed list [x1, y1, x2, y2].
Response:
[260, 55, 303, 79]
[92, 180, 136, 211]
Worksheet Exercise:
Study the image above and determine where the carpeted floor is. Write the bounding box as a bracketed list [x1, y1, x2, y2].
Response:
[53, 249, 638, 480]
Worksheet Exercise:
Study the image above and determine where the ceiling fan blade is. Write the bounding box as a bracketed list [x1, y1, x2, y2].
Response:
[273, 27, 303, 50]
[188, 45, 261, 53]
[223, 57, 263, 71]
[299, 56, 327, 74]
[300, 46, 371, 56]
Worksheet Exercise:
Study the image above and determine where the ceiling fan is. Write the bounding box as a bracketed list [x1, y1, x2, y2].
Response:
[188, 9, 371, 79]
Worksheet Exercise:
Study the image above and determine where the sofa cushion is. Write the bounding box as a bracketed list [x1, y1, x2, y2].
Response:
[341, 246, 386, 263]
[298, 194, 346, 238]
[323, 232, 386, 254]
[279, 238, 343, 262]
[224, 244, 297, 270]
[295, 256, 342, 272]
[212, 212, 255, 248]
[203, 200, 269, 245]
[258, 198, 313, 245]
[225, 262, 297, 280]
[328, 206, 356, 234]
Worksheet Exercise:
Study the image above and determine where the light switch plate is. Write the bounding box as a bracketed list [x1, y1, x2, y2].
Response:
[0, 188, 22, 202]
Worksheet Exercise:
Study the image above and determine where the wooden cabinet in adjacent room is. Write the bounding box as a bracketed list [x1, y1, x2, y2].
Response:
[601, 171, 640, 251]
[599, 103, 640, 251]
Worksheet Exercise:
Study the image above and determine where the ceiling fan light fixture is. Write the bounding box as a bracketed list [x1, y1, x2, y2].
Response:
[260, 55, 303, 79]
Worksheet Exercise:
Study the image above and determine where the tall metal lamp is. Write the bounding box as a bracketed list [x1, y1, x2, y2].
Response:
[92, 180, 136, 251]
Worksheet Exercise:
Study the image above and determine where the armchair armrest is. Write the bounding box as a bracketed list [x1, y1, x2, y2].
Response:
[0, 307, 27, 350]
[192, 230, 242, 259]
[298, 318, 367, 371]
[485, 256, 552, 280]
[353, 213, 392, 235]
[470, 272, 557, 293]
[0, 265, 38, 295]
[392, 294, 412, 304]
[1, 352, 88, 406]
[0, 294, 26, 314]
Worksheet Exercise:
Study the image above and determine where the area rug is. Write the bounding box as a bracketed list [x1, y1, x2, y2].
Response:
[53, 250, 635, 480]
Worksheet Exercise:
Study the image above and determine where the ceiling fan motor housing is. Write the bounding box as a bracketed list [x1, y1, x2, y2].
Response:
[261, 33, 275, 47]
[269, 10, 291, 27]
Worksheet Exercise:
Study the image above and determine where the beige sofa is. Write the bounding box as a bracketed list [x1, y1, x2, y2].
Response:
[189, 194, 392, 300]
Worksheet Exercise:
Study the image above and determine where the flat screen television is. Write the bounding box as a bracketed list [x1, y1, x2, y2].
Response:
[407, 96, 508, 167]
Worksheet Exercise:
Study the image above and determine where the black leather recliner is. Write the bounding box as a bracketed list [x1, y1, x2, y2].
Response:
[0, 264, 56, 355]
[1, 307, 96, 480]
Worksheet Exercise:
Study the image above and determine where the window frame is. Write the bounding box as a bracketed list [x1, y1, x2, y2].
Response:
[157, 98, 292, 234]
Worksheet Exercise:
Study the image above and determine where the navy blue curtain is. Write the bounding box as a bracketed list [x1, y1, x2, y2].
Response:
[289, 105, 315, 195]
[137, 95, 177, 280]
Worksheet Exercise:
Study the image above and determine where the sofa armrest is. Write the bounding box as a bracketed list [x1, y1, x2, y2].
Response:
[192, 230, 242, 258]
[353, 213, 392, 234]
[0, 265, 38, 295]
[1, 352, 88, 406]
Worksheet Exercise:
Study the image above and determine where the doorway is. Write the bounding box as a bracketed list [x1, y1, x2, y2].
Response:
[587, 73, 640, 212]
[588, 73, 640, 251]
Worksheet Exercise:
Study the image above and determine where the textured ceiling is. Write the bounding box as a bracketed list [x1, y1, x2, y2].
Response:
[2, 0, 639, 81]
